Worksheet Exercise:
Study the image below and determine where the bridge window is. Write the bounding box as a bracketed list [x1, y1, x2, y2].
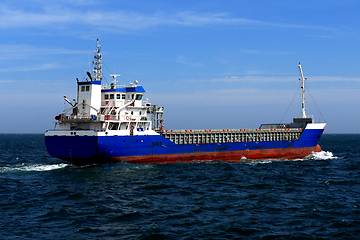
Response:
[81, 86, 85, 92]
[120, 123, 128, 130]
[108, 122, 119, 130]
[116, 94, 120, 99]
[86, 86, 90, 91]
[122, 94, 126, 99]
[110, 94, 114, 99]
[135, 94, 143, 100]
[104, 94, 109, 100]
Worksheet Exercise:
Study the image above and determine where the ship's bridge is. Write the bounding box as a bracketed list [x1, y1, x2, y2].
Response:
[101, 84, 146, 108]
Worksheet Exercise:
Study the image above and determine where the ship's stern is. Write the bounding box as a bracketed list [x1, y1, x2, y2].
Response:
[45, 130, 101, 164]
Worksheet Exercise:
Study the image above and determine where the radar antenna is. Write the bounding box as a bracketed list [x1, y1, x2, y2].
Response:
[110, 74, 121, 88]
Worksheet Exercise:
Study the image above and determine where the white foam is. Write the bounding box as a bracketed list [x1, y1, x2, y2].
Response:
[21, 163, 69, 172]
[241, 151, 337, 165]
[309, 151, 338, 160]
[243, 159, 281, 165]
[0, 163, 69, 173]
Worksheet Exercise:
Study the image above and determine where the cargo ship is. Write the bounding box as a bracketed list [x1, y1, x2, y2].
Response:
[45, 40, 326, 165]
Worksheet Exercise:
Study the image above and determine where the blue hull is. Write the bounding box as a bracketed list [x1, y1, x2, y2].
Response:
[45, 127, 325, 164]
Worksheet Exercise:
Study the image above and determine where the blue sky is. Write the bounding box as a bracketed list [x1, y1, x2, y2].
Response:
[1, 0, 359, 133]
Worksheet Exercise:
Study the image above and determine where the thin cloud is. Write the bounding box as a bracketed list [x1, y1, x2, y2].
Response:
[203, 76, 295, 83]
[176, 56, 203, 67]
[0, 5, 341, 35]
[168, 76, 360, 84]
[0, 7, 252, 30]
[241, 49, 292, 55]
[0, 44, 89, 60]
[0, 79, 18, 84]
[311, 76, 360, 82]
[0, 63, 59, 72]
[0, 6, 75, 28]
[219, 76, 360, 83]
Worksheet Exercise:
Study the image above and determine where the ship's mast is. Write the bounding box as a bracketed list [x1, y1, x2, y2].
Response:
[298, 62, 307, 118]
[93, 39, 102, 81]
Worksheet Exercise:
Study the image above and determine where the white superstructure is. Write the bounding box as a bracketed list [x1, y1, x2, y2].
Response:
[53, 39, 164, 136]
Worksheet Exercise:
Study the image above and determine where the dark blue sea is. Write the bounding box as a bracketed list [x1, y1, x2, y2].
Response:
[1, 134, 360, 239]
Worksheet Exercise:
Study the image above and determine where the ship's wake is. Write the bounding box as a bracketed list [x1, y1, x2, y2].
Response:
[0, 163, 69, 173]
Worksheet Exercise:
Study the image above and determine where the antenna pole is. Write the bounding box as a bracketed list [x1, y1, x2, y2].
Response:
[298, 62, 307, 118]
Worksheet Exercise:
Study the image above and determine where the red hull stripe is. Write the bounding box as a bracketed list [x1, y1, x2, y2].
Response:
[101, 145, 322, 164]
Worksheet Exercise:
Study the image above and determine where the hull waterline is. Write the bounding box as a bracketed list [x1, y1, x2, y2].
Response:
[51, 144, 321, 165]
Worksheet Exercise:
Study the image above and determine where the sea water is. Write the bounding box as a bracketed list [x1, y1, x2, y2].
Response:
[1, 134, 359, 239]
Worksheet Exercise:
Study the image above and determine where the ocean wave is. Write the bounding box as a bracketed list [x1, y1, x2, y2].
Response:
[0, 163, 69, 173]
